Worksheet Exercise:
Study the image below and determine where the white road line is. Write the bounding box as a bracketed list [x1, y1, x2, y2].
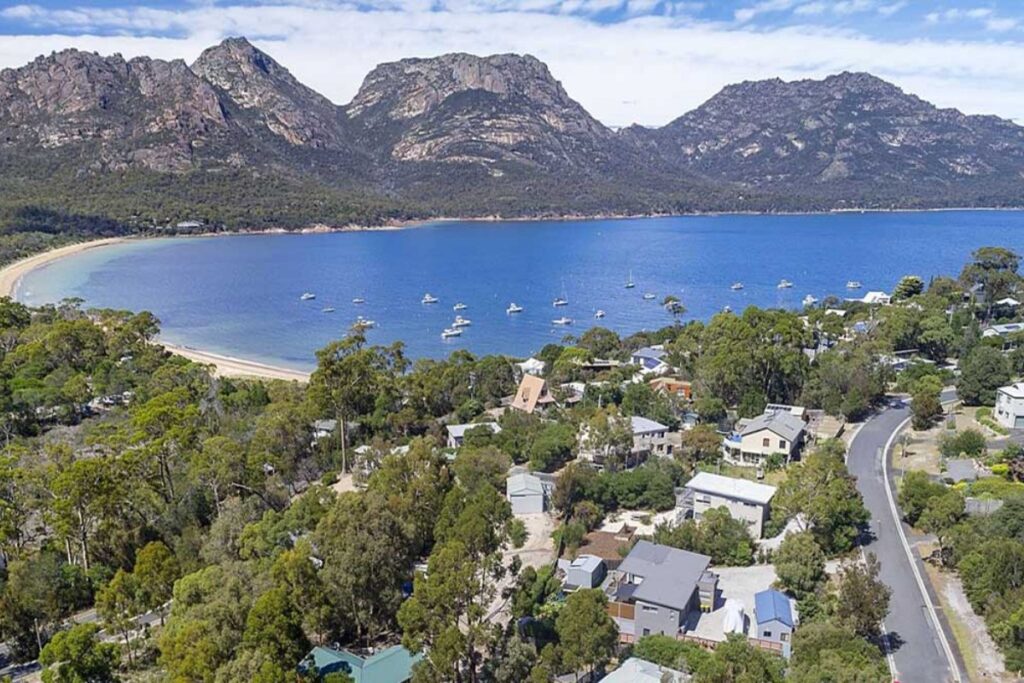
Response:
[881, 414, 962, 683]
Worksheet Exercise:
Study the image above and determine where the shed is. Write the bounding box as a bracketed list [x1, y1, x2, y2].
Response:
[506, 472, 545, 514]
[566, 554, 606, 589]
[754, 589, 794, 657]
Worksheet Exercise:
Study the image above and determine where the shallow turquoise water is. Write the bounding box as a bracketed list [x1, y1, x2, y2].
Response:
[18, 212, 1024, 369]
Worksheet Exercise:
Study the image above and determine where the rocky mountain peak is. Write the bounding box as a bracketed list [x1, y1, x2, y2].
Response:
[191, 37, 346, 148]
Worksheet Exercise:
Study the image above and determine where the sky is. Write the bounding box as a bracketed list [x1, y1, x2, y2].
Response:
[2, 0, 1024, 127]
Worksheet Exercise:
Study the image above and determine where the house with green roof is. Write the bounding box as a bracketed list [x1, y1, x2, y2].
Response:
[298, 644, 422, 682]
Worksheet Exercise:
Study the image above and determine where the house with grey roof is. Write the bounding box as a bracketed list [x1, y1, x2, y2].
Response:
[445, 422, 501, 448]
[630, 346, 671, 375]
[601, 657, 689, 683]
[630, 415, 672, 458]
[506, 472, 546, 515]
[995, 381, 1024, 429]
[722, 408, 806, 468]
[605, 540, 714, 642]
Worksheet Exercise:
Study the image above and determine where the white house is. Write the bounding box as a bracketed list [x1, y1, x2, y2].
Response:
[684, 472, 777, 538]
[445, 422, 502, 448]
[631, 416, 672, 458]
[630, 346, 671, 375]
[517, 357, 546, 376]
[995, 382, 1024, 430]
[848, 291, 891, 305]
[722, 409, 806, 467]
[506, 473, 546, 515]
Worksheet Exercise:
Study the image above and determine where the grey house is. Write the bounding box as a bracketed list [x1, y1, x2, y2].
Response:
[506, 473, 545, 515]
[565, 554, 606, 590]
[754, 589, 794, 658]
[606, 540, 713, 641]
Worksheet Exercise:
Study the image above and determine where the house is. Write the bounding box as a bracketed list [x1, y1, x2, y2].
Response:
[722, 410, 806, 467]
[445, 422, 501, 448]
[311, 419, 338, 445]
[605, 540, 714, 641]
[630, 346, 671, 375]
[995, 297, 1021, 308]
[684, 472, 777, 538]
[298, 645, 422, 683]
[601, 657, 689, 683]
[847, 291, 891, 306]
[517, 357, 546, 376]
[564, 554, 607, 590]
[995, 382, 1024, 429]
[631, 416, 672, 458]
[648, 377, 692, 400]
[506, 472, 546, 514]
[753, 589, 794, 658]
[510, 374, 556, 414]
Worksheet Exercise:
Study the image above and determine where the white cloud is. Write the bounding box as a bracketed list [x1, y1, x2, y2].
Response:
[1, 2, 1024, 127]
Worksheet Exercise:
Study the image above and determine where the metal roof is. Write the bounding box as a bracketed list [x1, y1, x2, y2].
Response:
[754, 589, 794, 628]
[739, 410, 805, 442]
[506, 472, 544, 495]
[617, 540, 711, 612]
[686, 472, 776, 505]
[630, 416, 668, 434]
[446, 422, 501, 439]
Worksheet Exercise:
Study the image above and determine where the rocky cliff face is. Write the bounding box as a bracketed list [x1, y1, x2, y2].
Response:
[191, 37, 350, 150]
[0, 39, 1023, 228]
[634, 72, 1024, 201]
[345, 53, 620, 170]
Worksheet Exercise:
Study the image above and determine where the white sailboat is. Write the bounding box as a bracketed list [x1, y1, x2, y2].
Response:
[731, 282, 744, 291]
[452, 316, 471, 327]
[552, 317, 573, 325]
[422, 293, 439, 304]
[352, 297, 365, 304]
[441, 327, 462, 338]
[594, 310, 606, 319]
[625, 270, 636, 289]
[643, 292, 656, 300]
[453, 302, 467, 311]
[777, 279, 794, 289]
[300, 292, 316, 301]
[507, 303, 524, 314]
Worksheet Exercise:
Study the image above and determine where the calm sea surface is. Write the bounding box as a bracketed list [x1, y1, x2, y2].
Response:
[17, 212, 1024, 370]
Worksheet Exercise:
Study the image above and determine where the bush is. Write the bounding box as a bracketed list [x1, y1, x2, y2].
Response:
[938, 429, 987, 459]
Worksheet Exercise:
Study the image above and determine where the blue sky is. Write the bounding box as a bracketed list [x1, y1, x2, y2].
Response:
[2, 0, 1024, 126]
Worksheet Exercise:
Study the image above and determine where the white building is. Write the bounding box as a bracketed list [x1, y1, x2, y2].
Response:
[506, 472, 546, 515]
[995, 382, 1024, 430]
[630, 416, 672, 457]
[722, 409, 806, 468]
[685, 472, 777, 538]
[517, 357, 546, 376]
[445, 422, 501, 448]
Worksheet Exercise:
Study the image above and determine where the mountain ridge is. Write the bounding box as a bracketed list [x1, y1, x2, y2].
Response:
[0, 37, 1022, 231]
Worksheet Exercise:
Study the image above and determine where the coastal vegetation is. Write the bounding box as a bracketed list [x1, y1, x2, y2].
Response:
[1, 247, 1024, 679]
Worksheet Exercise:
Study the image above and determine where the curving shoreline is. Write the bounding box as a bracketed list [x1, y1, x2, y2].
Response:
[0, 236, 311, 382]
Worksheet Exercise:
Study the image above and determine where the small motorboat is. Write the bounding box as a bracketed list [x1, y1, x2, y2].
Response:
[722, 305, 732, 313]
[802, 294, 819, 307]
[643, 293, 656, 300]
[777, 279, 794, 289]
[300, 292, 316, 301]
[846, 281, 862, 289]
[594, 310, 606, 319]
[552, 297, 568, 307]
[452, 316, 471, 327]
[422, 293, 439, 304]
[321, 306, 336, 313]
[453, 302, 467, 311]
[352, 297, 366, 304]
[353, 316, 375, 330]
[731, 282, 744, 291]
[441, 327, 462, 338]
[552, 317, 573, 326]
[507, 303, 524, 314]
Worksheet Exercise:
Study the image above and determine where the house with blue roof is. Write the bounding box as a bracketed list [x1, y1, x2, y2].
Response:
[298, 644, 422, 682]
[630, 345, 671, 375]
[753, 589, 794, 658]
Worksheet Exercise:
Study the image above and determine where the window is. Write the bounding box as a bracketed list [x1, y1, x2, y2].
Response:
[762, 630, 772, 638]
[641, 605, 658, 613]
[779, 439, 786, 449]
[642, 628, 651, 636]
[780, 632, 789, 642]
[696, 495, 711, 504]
[762, 437, 770, 448]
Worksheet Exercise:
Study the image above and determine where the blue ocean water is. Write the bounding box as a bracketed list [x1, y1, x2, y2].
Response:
[17, 211, 1024, 370]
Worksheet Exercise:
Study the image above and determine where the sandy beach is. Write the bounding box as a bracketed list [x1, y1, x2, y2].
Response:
[0, 237, 127, 299]
[160, 343, 311, 382]
[0, 237, 311, 383]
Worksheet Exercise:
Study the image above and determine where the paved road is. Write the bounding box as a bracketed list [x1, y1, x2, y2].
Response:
[847, 397, 960, 683]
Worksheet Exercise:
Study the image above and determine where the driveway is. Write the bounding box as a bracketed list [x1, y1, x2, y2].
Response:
[847, 393, 962, 683]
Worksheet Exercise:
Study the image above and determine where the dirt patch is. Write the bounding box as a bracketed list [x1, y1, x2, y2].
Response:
[919, 543, 1008, 681]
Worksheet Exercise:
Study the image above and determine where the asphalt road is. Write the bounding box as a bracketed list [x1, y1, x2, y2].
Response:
[847, 395, 961, 683]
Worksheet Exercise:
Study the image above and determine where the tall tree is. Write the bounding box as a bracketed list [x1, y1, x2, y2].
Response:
[555, 589, 618, 680]
[834, 554, 891, 639]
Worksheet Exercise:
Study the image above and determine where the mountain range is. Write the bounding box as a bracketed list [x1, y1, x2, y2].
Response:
[1, 37, 1022, 231]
